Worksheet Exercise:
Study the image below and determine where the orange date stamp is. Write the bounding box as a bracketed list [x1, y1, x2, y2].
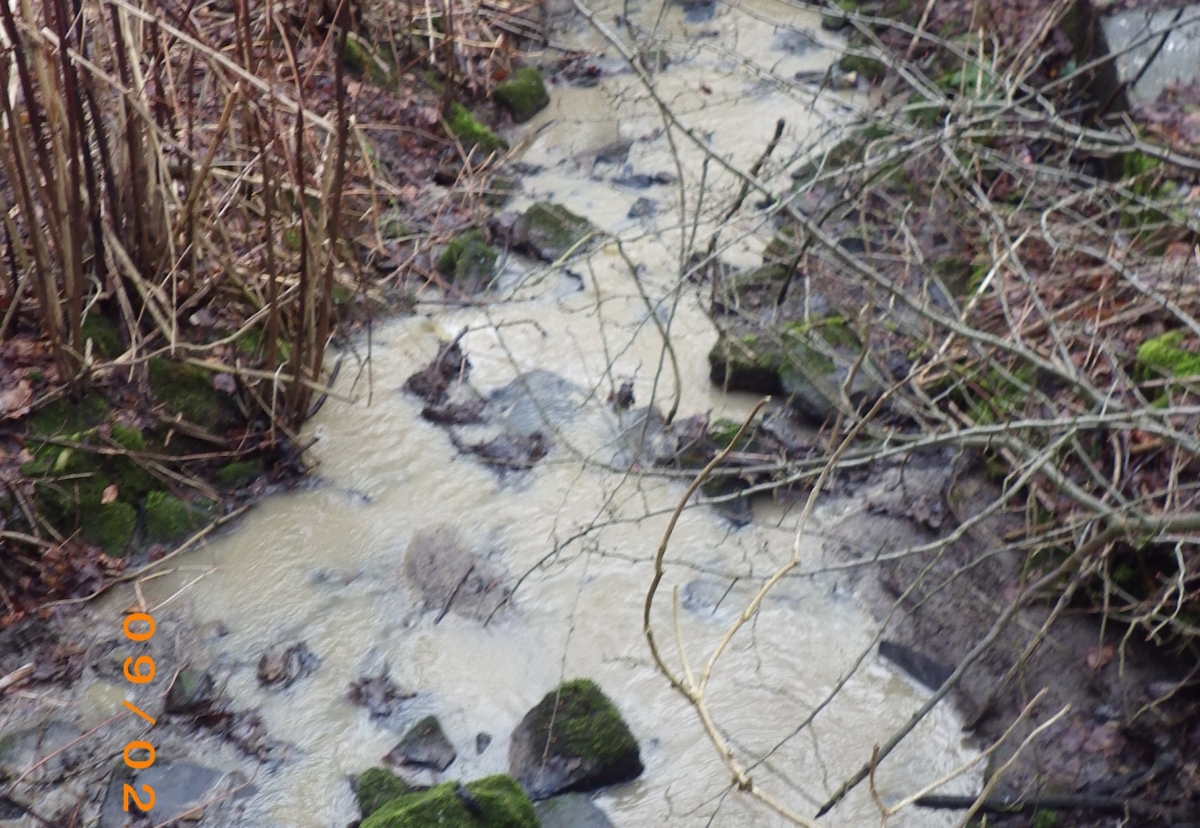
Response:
[120, 612, 157, 813]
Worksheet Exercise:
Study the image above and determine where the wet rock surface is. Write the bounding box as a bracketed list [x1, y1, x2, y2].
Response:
[403, 524, 511, 621]
[99, 761, 225, 827]
[166, 667, 218, 714]
[359, 775, 539, 828]
[350, 671, 416, 722]
[385, 715, 457, 772]
[509, 679, 643, 800]
[256, 641, 320, 688]
[534, 793, 615, 828]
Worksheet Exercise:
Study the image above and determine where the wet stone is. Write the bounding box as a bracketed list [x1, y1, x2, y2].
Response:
[534, 793, 615, 828]
[879, 640, 954, 691]
[773, 28, 817, 55]
[257, 641, 320, 688]
[385, 715, 457, 771]
[99, 761, 223, 828]
[166, 667, 217, 714]
[0, 720, 83, 784]
[509, 679, 643, 799]
[476, 732, 493, 754]
[627, 197, 657, 219]
[350, 671, 416, 721]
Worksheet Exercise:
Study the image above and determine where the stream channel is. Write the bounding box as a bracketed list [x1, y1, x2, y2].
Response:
[93, 2, 983, 826]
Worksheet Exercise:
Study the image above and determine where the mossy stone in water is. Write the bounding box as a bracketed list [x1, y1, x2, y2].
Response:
[492, 67, 550, 123]
[446, 103, 507, 154]
[516, 202, 593, 262]
[361, 775, 537, 828]
[508, 678, 643, 799]
[356, 767, 413, 819]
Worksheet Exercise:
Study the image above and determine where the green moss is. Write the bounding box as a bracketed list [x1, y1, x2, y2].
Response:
[446, 103, 507, 154]
[530, 679, 640, 772]
[81, 313, 122, 358]
[437, 229, 497, 287]
[492, 67, 550, 123]
[482, 175, 516, 207]
[110, 425, 147, 452]
[1136, 331, 1200, 378]
[235, 327, 292, 362]
[341, 33, 393, 84]
[144, 491, 210, 543]
[148, 358, 231, 427]
[214, 459, 263, 488]
[86, 501, 137, 554]
[27, 393, 109, 437]
[518, 202, 593, 261]
[356, 767, 413, 819]
[708, 332, 783, 394]
[709, 417, 758, 451]
[1032, 810, 1059, 828]
[839, 52, 886, 82]
[361, 776, 537, 828]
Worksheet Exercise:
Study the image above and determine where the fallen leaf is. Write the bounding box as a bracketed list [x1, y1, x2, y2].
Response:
[213, 373, 237, 394]
[101, 483, 119, 505]
[1085, 643, 1114, 670]
[0, 381, 33, 419]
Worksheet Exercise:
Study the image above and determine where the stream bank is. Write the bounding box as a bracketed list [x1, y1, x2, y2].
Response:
[4, 0, 1200, 827]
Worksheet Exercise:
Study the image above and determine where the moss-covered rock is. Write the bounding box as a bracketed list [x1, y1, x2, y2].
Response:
[361, 775, 537, 828]
[356, 767, 414, 819]
[148, 358, 235, 428]
[165, 668, 216, 714]
[144, 491, 209, 544]
[508, 678, 642, 799]
[437, 229, 498, 290]
[446, 103, 507, 154]
[492, 67, 550, 123]
[514, 202, 593, 262]
[708, 332, 784, 395]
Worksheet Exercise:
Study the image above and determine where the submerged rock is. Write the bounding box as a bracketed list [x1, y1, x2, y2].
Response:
[534, 793, 615, 828]
[493, 67, 550, 122]
[461, 430, 550, 471]
[256, 641, 320, 688]
[385, 715, 457, 771]
[404, 524, 511, 621]
[99, 761, 224, 828]
[349, 671, 416, 721]
[509, 679, 643, 799]
[360, 775, 538, 828]
[356, 766, 415, 819]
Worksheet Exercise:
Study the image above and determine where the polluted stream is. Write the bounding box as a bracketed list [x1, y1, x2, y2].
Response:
[94, 2, 981, 826]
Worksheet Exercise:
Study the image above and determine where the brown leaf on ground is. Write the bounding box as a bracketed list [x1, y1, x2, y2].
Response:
[1086, 643, 1114, 670]
[101, 483, 119, 505]
[0, 381, 33, 419]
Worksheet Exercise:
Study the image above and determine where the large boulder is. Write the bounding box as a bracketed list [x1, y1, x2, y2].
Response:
[509, 679, 643, 799]
[360, 776, 538, 828]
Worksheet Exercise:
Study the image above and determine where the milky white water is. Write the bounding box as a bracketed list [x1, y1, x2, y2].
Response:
[133, 2, 980, 825]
